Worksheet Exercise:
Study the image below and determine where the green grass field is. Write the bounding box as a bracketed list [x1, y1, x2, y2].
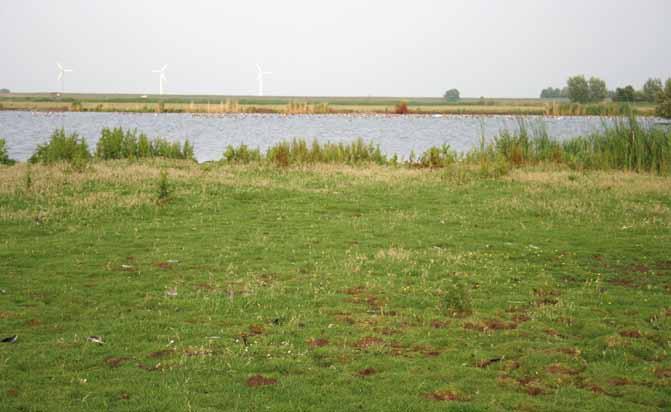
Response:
[1, 160, 670, 411]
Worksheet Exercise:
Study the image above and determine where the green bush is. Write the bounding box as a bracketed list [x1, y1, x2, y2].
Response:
[417, 145, 456, 168]
[656, 78, 671, 119]
[29, 129, 90, 164]
[223, 144, 262, 164]
[95, 127, 195, 160]
[0, 138, 16, 165]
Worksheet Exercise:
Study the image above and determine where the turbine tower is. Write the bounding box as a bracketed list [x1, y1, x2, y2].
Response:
[256, 64, 272, 96]
[56, 63, 73, 94]
[152, 65, 168, 95]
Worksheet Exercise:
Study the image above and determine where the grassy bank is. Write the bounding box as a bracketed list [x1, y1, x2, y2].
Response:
[1, 160, 670, 411]
[0, 93, 657, 116]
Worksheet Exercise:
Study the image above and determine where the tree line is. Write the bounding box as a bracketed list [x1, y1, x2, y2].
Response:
[541, 76, 671, 118]
[541, 76, 666, 103]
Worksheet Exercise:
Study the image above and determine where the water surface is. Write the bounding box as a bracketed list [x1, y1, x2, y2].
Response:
[0, 111, 651, 162]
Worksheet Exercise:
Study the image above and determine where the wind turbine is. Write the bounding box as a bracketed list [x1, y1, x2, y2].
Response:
[56, 63, 73, 94]
[256, 64, 272, 96]
[152, 65, 168, 95]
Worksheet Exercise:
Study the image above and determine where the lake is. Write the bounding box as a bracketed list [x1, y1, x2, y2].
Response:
[0, 111, 655, 162]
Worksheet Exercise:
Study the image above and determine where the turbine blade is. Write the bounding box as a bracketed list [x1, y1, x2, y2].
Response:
[162, 64, 168, 72]
[58, 72, 63, 80]
[57, 62, 63, 70]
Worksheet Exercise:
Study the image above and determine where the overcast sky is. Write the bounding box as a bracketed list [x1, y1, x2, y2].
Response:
[1, 0, 669, 97]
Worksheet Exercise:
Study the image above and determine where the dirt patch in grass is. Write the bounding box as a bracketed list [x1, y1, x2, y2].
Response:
[546, 363, 580, 376]
[308, 338, 329, 348]
[356, 368, 377, 377]
[354, 336, 384, 349]
[608, 277, 641, 289]
[608, 377, 634, 386]
[26, 319, 41, 327]
[431, 319, 450, 329]
[475, 357, 502, 368]
[464, 319, 518, 332]
[105, 356, 131, 368]
[535, 297, 559, 306]
[148, 349, 174, 359]
[512, 314, 531, 323]
[249, 324, 265, 336]
[413, 345, 441, 357]
[423, 390, 468, 402]
[6, 388, 18, 397]
[246, 375, 277, 387]
[654, 367, 671, 379]
[579, 382, 607, 394]
[619, 330, 642, 338]
[153, 261, 174, 270]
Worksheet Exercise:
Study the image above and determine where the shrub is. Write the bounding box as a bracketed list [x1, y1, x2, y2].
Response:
[223, 144, 262, 164]
[0, 138, 16, 165]
[95, 128, 195, 161]
[656, 78, 671, 119]
[29, 129, 91, 164]
[418, 145, 456, 168]
[394, 101, 409, 114]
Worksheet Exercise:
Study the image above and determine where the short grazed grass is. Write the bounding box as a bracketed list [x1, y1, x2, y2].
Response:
[1, 161, 670, 411]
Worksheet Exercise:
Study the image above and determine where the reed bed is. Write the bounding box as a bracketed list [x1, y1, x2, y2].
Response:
[7, 116, 671, 175]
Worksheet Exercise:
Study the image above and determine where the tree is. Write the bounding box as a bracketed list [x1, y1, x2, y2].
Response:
[588, 77, 608, 102]
[443, 89, 460, 101]
[540, 87, 562, 98]
[656, 78, 671, 119]
[614, 86, 636, 102]
[567, 75, 590, 103]
[0, 88, 10, 94]
[643, 78, 663, 102]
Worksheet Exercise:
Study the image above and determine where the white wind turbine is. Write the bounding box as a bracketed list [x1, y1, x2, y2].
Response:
[256, 64, 272, 96]
[152, 65, 168, 95]
[56, 63, 73, 94]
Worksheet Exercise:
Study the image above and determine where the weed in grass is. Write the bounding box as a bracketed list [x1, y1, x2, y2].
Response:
[442, 279, 472, 316]
[157, 169, 170, 203]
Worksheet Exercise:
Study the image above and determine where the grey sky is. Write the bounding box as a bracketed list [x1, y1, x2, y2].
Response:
[1, 0, 669, 97]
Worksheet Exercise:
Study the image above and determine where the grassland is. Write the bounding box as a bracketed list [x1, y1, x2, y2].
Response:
[1, 159, 670, 411]
[0, 92, 657, 116]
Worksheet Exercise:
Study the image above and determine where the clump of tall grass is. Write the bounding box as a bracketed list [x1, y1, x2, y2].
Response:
[222, 144, 262, 163]
[95, 128, 195, 160]
[0, 138, 16, 165]
[284, 101, 331, 114]
[29, 129, 91, 165]
[410, 144, 457, 168]
[157, 169, 170, 203]
[474, 116, 671, 174]
[221, 138, 388, 166]
[266, 138, 387, 166]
